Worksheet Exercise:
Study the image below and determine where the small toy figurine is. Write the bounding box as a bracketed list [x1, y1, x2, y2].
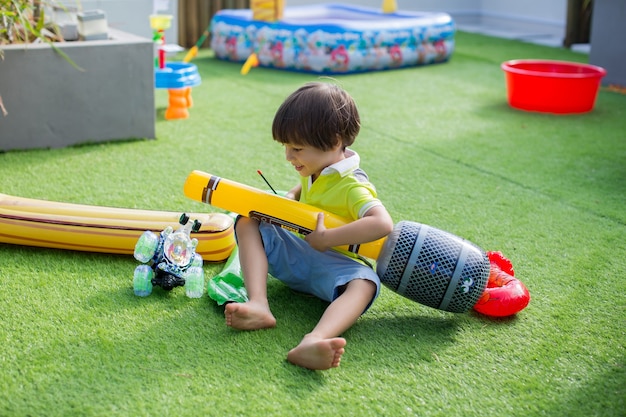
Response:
[133, 213, 205, 298]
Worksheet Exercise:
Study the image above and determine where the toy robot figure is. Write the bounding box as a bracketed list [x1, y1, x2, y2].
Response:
[133, 213, 204, 298]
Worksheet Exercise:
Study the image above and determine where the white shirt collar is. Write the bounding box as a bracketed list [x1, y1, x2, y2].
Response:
[307, 149, 360, 189]
[321, 148, 360, 177]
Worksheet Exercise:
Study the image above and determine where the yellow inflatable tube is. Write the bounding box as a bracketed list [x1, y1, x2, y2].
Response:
[183, 170, 385, 260]
[0, 193, 235, 261]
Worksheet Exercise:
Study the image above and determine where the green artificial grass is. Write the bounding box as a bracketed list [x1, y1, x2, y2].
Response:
[1, 31, 625, 416]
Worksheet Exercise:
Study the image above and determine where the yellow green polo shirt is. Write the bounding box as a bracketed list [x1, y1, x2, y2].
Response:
[299, 149, 382, 265]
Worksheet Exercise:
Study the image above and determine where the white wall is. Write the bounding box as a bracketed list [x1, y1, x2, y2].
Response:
[285, 0, 479, 12]
[286, 0, 567, 36]
[479, 0, 566, 35]
[54, 0, 568, 46]
[56, 0, 178, 43]
[481, 0, 566, 22]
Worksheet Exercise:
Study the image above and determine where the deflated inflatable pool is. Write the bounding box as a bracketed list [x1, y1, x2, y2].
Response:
[210, 3, 455, 74]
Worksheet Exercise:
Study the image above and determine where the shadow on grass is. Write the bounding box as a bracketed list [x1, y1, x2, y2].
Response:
[0, 242, 546, 414]
[0, 244, 542, 413]
[155, 106, 167, 121]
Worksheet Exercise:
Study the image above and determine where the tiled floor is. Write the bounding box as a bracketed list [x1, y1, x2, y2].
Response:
[456, 22, 590, 54]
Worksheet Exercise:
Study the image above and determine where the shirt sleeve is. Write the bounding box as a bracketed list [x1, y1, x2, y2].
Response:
[346, 182, 382, 220]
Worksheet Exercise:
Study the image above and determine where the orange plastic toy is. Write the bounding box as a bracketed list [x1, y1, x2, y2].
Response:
[165, 87, 192, 120]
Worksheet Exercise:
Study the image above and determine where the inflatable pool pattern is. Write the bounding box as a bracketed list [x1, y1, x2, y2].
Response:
[210, 4, 455, 74]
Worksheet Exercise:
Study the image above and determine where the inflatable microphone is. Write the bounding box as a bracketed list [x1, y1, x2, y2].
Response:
[184, 170, 489, 313]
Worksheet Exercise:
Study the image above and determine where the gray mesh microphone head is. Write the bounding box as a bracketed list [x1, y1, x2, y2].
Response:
[376, 221, 489, 313]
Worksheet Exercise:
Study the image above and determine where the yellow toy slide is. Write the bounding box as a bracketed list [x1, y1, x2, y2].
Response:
[0, 193, 235, 262]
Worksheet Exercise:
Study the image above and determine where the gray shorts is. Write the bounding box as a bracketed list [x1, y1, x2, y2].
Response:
[258, 222, 380, 312]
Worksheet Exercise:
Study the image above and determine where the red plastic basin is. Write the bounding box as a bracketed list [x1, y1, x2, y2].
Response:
[501, 59, 607, 114]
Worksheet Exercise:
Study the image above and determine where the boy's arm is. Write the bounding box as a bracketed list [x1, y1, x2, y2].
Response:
[304, 205, 394, 252]
[285, 184, 302, 200]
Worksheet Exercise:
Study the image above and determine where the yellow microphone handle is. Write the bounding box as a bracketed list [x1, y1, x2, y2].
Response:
[184, 170, 384, 260]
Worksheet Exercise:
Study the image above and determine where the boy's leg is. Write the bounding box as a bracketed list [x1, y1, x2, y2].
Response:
[225, 217, 276, 330]
[287, 278, 376, 370]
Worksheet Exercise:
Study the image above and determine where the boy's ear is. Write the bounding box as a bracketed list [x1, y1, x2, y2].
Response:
[333, 134, 344, 150]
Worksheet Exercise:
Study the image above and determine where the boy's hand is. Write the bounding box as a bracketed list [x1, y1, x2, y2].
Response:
[305, 213, 330, 252]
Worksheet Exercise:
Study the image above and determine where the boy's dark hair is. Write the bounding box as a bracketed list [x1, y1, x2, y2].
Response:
[272, 82, 361, 151]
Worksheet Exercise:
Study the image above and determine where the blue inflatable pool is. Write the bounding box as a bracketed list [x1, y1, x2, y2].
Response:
[210, 3, 455, 74]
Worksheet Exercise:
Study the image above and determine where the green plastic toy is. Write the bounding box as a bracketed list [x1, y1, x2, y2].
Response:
[207, 245, 248, 305]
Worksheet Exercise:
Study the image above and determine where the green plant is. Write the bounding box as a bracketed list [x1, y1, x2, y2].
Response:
[0, 0, 62, 49]
[0, 0, 82, 68]
[0, 0, 81, 114]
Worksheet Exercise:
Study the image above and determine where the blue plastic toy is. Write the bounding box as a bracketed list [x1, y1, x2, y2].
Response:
[133, 213, 204, 298]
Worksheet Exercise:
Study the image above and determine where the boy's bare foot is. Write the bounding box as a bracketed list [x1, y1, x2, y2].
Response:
[225, 301, 276, 330]
[287, 334, 346, 370]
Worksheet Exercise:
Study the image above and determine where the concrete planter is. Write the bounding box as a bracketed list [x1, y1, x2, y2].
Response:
[0, 29, 155, 151]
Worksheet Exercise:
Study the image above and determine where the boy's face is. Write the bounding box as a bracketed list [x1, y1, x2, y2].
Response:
[284, 141, 345, 181]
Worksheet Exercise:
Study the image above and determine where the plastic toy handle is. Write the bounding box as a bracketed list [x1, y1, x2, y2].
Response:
[241, 53, 259, 75]
[382, 0, 397, 13]
[183, 46, 198, 63]
[183, 170, 385, 260]
[183, 27, 210, 63]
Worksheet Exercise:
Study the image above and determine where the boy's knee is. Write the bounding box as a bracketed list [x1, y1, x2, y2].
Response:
[346, 278, 377, 296]
[235, 216, 260, 235]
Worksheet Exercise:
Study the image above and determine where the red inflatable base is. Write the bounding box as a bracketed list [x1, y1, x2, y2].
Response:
[473, 251, 531, 317]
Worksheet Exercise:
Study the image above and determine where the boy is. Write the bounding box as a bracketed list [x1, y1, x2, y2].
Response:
[226, 82, 394, 370]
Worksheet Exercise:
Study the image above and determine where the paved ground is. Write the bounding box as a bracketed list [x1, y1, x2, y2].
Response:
[456, 21, 590, 54]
